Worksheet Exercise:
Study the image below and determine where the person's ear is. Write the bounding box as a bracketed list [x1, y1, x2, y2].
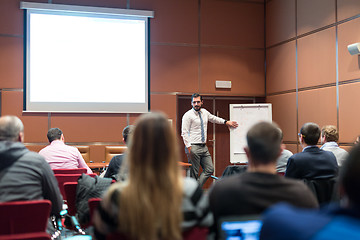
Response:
[278, 144, 285, 157]
[300, 135, 305, 143]
[61, 134, 65, 142]
[244, 147, 255, 169]
[18, 132, 24, 143]
[244, 147, 251, 160]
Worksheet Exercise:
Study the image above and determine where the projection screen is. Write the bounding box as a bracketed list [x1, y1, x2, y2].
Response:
[21, 2, 154, 113]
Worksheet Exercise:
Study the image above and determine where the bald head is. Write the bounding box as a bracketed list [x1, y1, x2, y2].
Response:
[0, 116, 24, 142]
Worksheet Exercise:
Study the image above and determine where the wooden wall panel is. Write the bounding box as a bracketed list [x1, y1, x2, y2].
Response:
[26, 144, 47, 153]
[297, 27, 336, 89]
[201, 48, 264, 95]
[339, 82, 360, 143]
[128, 113, 142, 126]
[338, 17, 360, 82]
[0, 0, 25, 35]
[285, 143, 298, 154]
[131, 0, 198, 44]
[0, 37, 23, 89]
[266, 41, 296, 94]
[338, 0, 360, 21]
[266, 0, 295, 46]
[150, 45, 198, 93]
[1, 91, 48, 143]
[297, 0, 335, 35]
[298, 87, 337, 129]
[150, 94, 176, 127]
[265, 0, 360, 149]
[50, 114, 127, 142]
[201, 1, 264, 48]
[266, 93, 297, 142]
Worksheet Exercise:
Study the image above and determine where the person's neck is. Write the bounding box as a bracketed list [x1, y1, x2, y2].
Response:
[248, 163, 277, 174]
[301, 143, 312, 149]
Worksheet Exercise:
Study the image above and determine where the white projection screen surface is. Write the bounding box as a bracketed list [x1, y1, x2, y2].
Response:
[21, 2, 154, 113]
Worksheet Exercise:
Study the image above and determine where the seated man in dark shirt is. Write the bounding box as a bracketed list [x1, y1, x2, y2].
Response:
[208, 122, 318, 239]
[104, 125, 133, 180]
[285, 122, 338, 180]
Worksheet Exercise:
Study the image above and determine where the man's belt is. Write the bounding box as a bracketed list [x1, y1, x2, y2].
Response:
[191, 143, 206, 146]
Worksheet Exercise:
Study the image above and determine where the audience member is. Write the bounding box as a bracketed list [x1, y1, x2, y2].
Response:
[0, 116, 63, 233]
[39, 128, 92, 174]
[208, 122, 318, 239]
[285, 122, 338, 179]
[354, 136, 360, 145]
[93, 112, 212, 240]
[320, 125, 348, 166]
[276, 128, 293, 173]
[103, 125, 133, 180]
[260, 143, 360, 240]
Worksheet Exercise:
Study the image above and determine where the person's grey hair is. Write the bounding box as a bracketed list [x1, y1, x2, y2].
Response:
[0, 116, 24, 142]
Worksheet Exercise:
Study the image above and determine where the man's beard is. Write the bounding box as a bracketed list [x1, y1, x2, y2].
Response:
[193, 105, 201, 111]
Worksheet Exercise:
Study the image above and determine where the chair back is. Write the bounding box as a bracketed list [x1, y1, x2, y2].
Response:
[56, 174, 96, 201]
[183, 227, 209, 240]
[53, 168, 87, 174]
[55, 174, 82, 200]
[64, 182, 78, 216]
[105, 146, 127, 163]
[222, 165, 248, 178]
[75, 146, 90, 163]
[303, 177, 339, 205]
[88, 198, 102, 225]
[0, 200, 51, 235]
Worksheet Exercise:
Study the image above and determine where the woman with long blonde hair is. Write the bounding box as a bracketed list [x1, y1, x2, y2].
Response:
[93, 112, 212, 240]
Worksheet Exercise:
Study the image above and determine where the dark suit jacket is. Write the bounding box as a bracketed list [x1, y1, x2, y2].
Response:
[285, 146, 338, 179]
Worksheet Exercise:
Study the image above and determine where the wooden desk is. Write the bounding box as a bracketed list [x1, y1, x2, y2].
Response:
[87, 162, 108, 175]
[88, 162, 190, 169]
[179, 162, 191, 177]
[178, 162, 191, 168]
[88, 162, 191, 176]
[87, 163, 108, 169]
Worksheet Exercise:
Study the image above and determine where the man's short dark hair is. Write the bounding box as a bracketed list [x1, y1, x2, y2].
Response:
[191, 93, 202, 102]
[340, 144, 360, 206]
[300, 123, 320, 145]
[246, 121, 282, 164]
[123, 125, 134, 144]
[47, 128, 62, 143]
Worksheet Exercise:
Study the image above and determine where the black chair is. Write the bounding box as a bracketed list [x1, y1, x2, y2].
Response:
[222, 165, 248, 178]
[303, 177, 339, 205]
